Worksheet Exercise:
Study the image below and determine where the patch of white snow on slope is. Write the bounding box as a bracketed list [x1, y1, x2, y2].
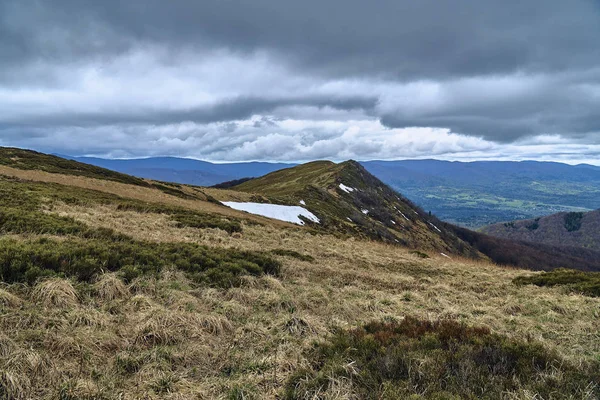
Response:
[362, 209, 369, 215]
[440, 253, 451, 259]
[299, 200, 306, 205]
[429, 222, 442, 233]
[338, 183, 355, 193]
[390, 220, 396, 224]
[399, 211, 410, 221]
[222, 202, 319, 225]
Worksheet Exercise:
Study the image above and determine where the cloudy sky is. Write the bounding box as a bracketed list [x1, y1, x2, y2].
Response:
[1, 1, 600, 163]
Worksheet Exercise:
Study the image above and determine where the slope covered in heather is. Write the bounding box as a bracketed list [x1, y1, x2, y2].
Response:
[481, 209, 600, 251]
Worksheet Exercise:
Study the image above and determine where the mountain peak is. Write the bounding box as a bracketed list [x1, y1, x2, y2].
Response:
[233, 160, 481, 257]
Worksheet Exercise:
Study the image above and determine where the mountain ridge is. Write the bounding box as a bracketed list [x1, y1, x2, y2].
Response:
[51, 153, 600, 227]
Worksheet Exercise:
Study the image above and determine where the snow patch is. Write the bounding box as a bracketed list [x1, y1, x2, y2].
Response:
[399, 211, 410, 221]
[440, 253, 451, 259]
[222, 202, 320, 225]
[346, 217, 353, 222]
[361, 209, 369, 215]
[299, 200, 306, 205]
[390, 220, 396, 225]
[429, 222, 442, 233]
[338, 183, 355, 193]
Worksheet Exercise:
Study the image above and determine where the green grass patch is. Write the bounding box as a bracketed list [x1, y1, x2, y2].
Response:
[270, 249, 314, 262]
[0, 237, 280, 286]
[285, 316, 599, 399]
[514, 269, 600, 297]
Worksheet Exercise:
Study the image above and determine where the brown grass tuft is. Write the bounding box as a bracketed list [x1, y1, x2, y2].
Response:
[0, 288, 22, 308]
[135, 312, 232, 346]
[94, 273, 129, 301]
[0, 370, 28, 400]
[0, 334, 18, 358]
[31, 278, 79, 308]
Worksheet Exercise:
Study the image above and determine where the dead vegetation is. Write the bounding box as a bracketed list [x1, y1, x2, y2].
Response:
[1, 165, 600, 398]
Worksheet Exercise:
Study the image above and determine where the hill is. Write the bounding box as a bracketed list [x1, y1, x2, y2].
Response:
[232, 161, 600, 271]
[0, 148, 600, 398]
[232, 160, 481, 257]
[361, 159, 600, 227]
[481, 209, 600, 251]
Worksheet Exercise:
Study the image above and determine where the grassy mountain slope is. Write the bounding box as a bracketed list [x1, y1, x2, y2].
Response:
[0, 149, 600, 398]
[481, 209, 600, 251]
[234, 160, 481, 258]
[233, 160, 600, 271]
[0, 147, 149, 186]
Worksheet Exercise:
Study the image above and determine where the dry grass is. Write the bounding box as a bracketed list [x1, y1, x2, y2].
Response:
[31, 278, 79, 308]
[0, 164, 294, 227]
[94, 273, 130, 301]
[2, 172, 600, 398]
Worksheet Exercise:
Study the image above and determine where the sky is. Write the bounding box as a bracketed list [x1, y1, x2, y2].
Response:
[1, 1, 600, 164]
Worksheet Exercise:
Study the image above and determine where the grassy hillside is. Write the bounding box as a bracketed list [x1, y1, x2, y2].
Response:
[1, 150, 600, 398]
[482, 209, 600, 251]
[234, 160, 482, 258]
[0, 147, 207, 200]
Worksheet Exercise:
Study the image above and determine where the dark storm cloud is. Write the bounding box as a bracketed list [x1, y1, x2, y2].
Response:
[0, 94, 378, 128]
[3, 0, 600, 79]
[1, 0, 600, 158]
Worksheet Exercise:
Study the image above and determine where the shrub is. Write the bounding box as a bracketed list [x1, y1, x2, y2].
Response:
[0, 237, 280, 287]
[514, 268, 600, 297]
[409, 250, 430, 259]
[564, 212, 584, 232]
[526, 218, 540, 231]
[171, 213, 242, 234]
[285, 316, 600, 399]
[270, 249, 314, 262]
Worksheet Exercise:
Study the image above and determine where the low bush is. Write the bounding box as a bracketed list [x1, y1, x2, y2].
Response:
[285, 316, 599, 399]
[0, 237, 280, 286]
[564, 212, 584, 232]
[409, 250, 430, 259]
[514, 268, 600, 297]
[171, 213, 242, 234]
[270, 249, 314, 262]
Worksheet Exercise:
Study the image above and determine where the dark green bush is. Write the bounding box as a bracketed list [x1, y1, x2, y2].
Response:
[564, 212, 584, 232]
[285, 316, 599, 399]
[514, 268, 600, 297]
[171, 213, 242, 234]
[0, 237, 280, 286]
[270, 249, 314, 262]
[409, 250, 430, 259]
[526, 218, 540, 231]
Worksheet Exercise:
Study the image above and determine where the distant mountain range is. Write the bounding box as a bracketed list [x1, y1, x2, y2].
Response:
[57, 155, 600, 228]
[57, 155, 296, 187]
